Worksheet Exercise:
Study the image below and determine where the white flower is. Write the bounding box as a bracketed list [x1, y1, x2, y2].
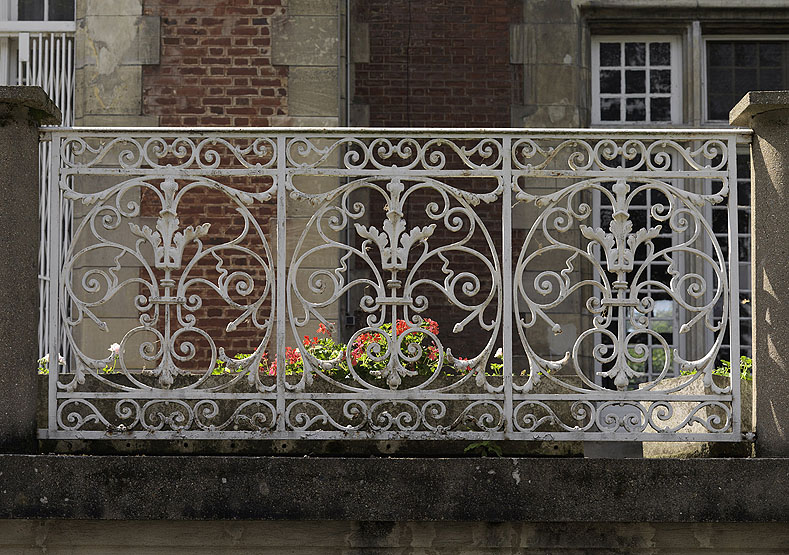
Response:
[108, 343, 121, 356]
[39, 353, 66, 365]
[494, 347, 503, 359]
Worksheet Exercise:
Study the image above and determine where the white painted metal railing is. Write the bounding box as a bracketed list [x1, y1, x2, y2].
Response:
[40, 128, 750, 442]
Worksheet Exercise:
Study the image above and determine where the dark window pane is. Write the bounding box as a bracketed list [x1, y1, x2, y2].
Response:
[625, 42, 646, 66]
[738, 210, 750, 234]
[624, 154, 642, 169]
[734, 42, 758, 66]
[759, 42, 782, 66]
[712, 207, 727, 234]
[600, 43, 621, 66]
[652, 236, 671, 252]
[600, 208, 613, 228]
[708, 42, 733, 66]
[737, 154, 749, 174]
[626, 98, 646, 121]
[736, 160, 751, 203]
[649, 42, 671, 66]
[651, 264, 669, 285]
[630, 209, 647, 231]
[708, 67, 733, 93]
[650, 97, 671, 121]
[600, 69, 621, 93]
[708, 94, 730, 120]
[759, 67, 783, 90]
[600, 98, 620, 121]
[738, 182, 750, 206]
[650, 69, 671, 93]
[18, 0, 44, 20]
[652, 190, 669, 206]
[735, 68, 758, 98]
[48, 0, 74, 21]
[739, 237, 749, 261]
[625, 69, 645, 93]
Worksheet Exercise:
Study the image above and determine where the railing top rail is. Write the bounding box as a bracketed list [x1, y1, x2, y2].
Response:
[40, 126, 753, 139]
[0, 21, 76, 34]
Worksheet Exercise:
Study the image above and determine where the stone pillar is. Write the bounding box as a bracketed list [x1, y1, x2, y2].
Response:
[0, 87, 60, 453]
[731, 91, 789, 457]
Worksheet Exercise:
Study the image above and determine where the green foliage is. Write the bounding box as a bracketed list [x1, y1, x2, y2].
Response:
[714, 356, 753, 381]
[464, 441, 503, 457]
[681, 356, 753, 381]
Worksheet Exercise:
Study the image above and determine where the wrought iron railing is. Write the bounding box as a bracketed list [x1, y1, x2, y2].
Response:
[39, 128, 750, 442]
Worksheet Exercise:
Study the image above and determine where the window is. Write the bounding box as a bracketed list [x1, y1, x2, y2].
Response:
[592, 37, 681, 125]
[702, 38, 765, 359]
[704, 38, 789, 122]
[710, 153, 752, 362]
[17, 0, 73, 22]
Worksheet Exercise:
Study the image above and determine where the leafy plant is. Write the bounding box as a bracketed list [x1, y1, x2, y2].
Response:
[681, 356, 752, 381]
[714, 356, 752, 381]
[464, 441, 503, 457]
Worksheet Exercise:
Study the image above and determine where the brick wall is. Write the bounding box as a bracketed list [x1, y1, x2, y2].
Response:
[353, 0, 522, 127]
[351, 1, 521, 360]
[141, 0, 286, 365]
[142, 0, 287, 127]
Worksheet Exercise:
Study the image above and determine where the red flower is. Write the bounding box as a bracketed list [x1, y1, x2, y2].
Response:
[424, 318, 439, 335]
[285, 347, 302, 364]
[317, 323, 331, 335]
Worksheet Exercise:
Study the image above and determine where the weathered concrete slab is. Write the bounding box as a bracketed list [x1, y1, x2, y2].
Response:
[0, 455, 786, 521]
[1, 519, 788, 552]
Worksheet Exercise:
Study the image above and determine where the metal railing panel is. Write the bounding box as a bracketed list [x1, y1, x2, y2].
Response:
[40, 128, 749, 442]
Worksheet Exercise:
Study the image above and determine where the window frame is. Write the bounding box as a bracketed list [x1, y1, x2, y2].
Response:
[591, 35, 683, 126]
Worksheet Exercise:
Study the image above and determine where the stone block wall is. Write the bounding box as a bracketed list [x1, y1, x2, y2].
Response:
[75, 0, 160, 126]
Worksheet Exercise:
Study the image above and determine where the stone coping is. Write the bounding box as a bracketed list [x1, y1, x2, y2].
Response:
[0, 455, 786, 522]
[0, 86, 61, 125]
[730, 90, 789, 126]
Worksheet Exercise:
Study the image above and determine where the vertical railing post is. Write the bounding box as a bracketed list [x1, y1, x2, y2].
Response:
[0, 86, 60, 453]
[726, 135, 742, 439]
[502, 136, 513, 435]
[731, 91, 789, 456]
[276, 134, 286, 432]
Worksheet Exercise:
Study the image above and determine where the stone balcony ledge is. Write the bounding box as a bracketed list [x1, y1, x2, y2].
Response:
[0, 455, 786, 522]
